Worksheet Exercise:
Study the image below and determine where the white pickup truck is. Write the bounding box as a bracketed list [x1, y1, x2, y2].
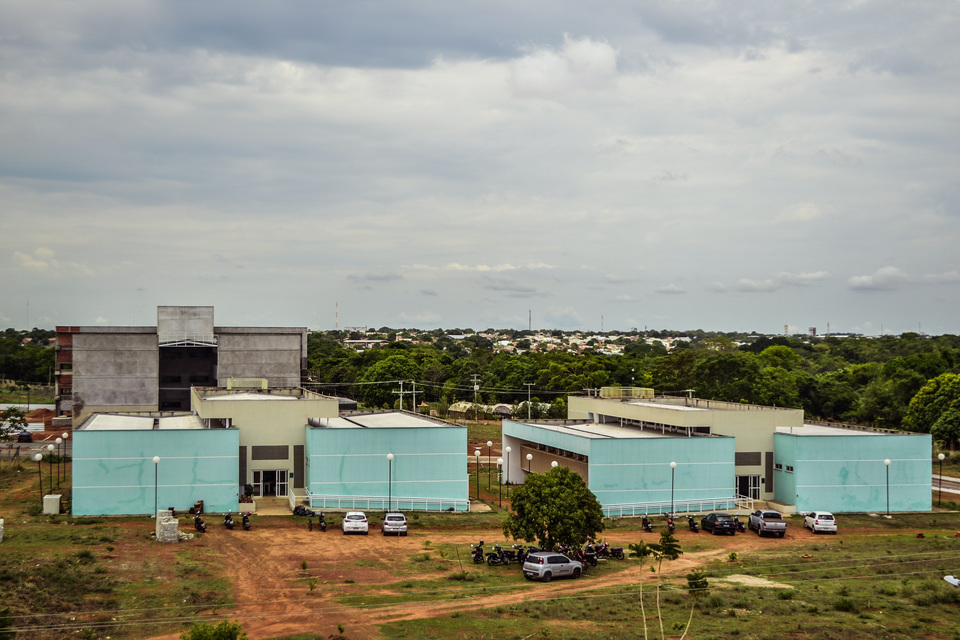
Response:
[748, 509, 787, 538]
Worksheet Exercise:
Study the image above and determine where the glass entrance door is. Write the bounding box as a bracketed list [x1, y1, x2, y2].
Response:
[735, 475, 761, 499]
[253, 470, 288, 497]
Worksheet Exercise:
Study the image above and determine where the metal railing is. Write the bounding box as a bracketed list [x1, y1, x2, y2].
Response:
[601, 496, 740, 518]
[305, 492, 469, 513]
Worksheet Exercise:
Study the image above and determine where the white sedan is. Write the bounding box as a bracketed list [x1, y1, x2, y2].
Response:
[803, 511, 837, 534]
[342, 511, 369, 535]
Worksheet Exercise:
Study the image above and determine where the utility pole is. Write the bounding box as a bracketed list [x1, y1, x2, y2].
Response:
[393, 381, 411, 411]
[411, 380, 417, 414]
[471, 374, 481, 421]
[524, 383, 535, 420]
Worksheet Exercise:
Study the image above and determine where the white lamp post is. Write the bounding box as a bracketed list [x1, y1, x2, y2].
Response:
[46, 444, 55, 494]
[386, 453, 394, 512]
[487, 441, 493, 490]
[938, 453, 946, 506]
[551, 460, 558, 468]
[884, 458, 891, 517]
[33, 452, 43, 503]
[497, 458, 503, 506]
[153, 456, 161, 517]
[670, 461, 677, 515]
[505, 446, 511, 485]
[55, 437, 63, 488]
[474, 450, 481, 499]
[62, 432, 70, 485]
[526, 453, 533, 472]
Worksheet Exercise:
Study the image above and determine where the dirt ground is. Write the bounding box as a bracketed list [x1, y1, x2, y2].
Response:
[137, 518, 826, 640]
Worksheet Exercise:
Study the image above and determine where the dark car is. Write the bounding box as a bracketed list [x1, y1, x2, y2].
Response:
[701, 512, 737, 535]
[17, 431, 33, 443]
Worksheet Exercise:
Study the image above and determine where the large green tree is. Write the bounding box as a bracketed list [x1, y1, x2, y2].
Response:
[904, 373, 960, 438]
[502, 466, 604, 550]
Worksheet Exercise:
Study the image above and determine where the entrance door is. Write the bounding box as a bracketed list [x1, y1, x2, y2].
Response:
[735, 475, 761, 499]
[253, 470, 288, 497]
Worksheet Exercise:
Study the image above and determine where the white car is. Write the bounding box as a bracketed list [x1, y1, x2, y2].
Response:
[803, 511, 837, 534]
[342, 511, 369, 535]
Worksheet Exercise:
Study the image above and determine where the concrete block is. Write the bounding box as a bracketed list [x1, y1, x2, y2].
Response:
[155, 510, 180, 543]
[43, 494, 62, 515]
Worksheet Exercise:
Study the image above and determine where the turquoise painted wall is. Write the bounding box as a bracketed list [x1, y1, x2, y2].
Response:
[774, 433, 931, 513]
[589, 437, 736, 506]
[73, 429, 239, 516]
[503, 420, 736, 509]
[306, 426, 468, 511]
[772, 432, 796, 506]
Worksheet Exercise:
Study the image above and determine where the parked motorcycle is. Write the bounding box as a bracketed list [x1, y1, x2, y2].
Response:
[641, 515, 653, 532]
[242, 512, 251, 531]
[318, 512, 327, 532]
[576, 545, 598, 567]
[486, 544, 511, 566]
[665, 514, 676, 532]
[687, 515, 700, 533]
[502, 544, 522, 564]
[594, 541, 626, 560]
[471, 540, 485, 564]
[734, 516, 746, 533]
[194, 514, 206, 533]
[223, 513, 235, 530]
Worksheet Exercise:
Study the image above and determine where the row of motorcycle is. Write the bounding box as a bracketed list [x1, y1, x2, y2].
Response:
[192, 512, 252, 532]
[470, 538, 625, 568]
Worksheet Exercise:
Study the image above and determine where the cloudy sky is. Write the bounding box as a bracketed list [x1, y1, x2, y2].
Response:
[2, 1, 958, 335]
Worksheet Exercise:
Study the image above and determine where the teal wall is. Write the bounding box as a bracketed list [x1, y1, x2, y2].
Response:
[774, 433, 932, 513]
[305, 426, 468, 511]
[589, 437, 735, 507]
[73, 429, 239, 516]
[503, 420, 736, 509]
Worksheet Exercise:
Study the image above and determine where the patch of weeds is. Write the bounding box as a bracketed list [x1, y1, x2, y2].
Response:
[343, 578, 355, 584]
[776, 590, 795, 600]
[411, 553, 431, 563]
[833, 597, 858, 613]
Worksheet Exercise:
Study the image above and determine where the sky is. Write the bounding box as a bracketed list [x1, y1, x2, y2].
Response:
[2, 1, 959, 335]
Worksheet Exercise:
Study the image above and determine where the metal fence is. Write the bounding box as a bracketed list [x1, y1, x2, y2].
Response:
[305, 493, 470, 513]
[601, 496, 742, 518]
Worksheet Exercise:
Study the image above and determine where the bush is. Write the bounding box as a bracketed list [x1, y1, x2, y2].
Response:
[834, 597, 858, 613]
[180, 619, 247, 640]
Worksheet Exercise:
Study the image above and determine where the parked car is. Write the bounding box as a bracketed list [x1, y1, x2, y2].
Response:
[701, 512, 738, 535]
[382, 512, 408, 536]
[748, 509, 787, 537]
[17, 431, 33, 443]
[342, 511, 369, 535]
[522, 552, 583, 582]
[803, 511, 838, 534]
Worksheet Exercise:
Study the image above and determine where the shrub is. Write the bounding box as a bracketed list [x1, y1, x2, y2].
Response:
[834, 597, 858, 613]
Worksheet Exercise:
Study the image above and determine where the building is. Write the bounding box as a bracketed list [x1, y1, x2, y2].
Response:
[56, 306, 308, 424]
[71, 384, 468, 516]
[502, 418, 737, 517]
[545, 387, 931, 514]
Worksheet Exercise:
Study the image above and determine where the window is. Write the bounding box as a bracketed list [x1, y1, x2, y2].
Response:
[785, 465, 794, 473]
[774, 463, 783, 471]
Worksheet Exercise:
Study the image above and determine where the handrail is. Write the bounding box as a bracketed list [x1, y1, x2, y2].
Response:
[305, 492, 469, 512]
[601, 496, 739, 518]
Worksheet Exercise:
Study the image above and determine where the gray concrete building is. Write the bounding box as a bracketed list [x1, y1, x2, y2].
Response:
[56, 306, 307, 425]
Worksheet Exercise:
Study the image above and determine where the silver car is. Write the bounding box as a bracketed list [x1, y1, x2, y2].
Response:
[382, 512, 407, 536]
[522, 552, 583, 582]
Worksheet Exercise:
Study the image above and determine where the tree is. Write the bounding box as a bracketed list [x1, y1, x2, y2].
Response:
[180, 620, 247, 640]
[629, 541, 654, 640]
[0, 407, 27, 441]
[649, 531, 684, 640]
[931, 408, 960, 451]
[904, 373, 960, 435]
[502, 466, 604, 550]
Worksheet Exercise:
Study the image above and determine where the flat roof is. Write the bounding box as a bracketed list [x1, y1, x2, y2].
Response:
[624, 400, 708, 412]
[312, 411, 456, 429]
[205, 392, 297, 401]
[778, 424, 883, 436]
[511, 420, 710, 439]
[82, 413, 205, 431]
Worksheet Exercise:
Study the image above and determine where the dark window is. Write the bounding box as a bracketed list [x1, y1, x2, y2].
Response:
[735, 452, 762, 466]
[252, 445, 289, 460]
[161, 375, 182, 384]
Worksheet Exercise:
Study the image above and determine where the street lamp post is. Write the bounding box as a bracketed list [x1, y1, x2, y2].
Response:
[55, 437, 63, 488]
[526, 453, 533, 473]
[504, 446, 511, 485]
[33, 452, 43, 503]
[497, 458, 503, 507]
[61, 432, 70, 485]
[474, 450, 481, 499]
[669, 461, 677, 516]
[938, 453, 946, 507]
[46, 444, 55, 494]
[386, 453, 394, 512]
[884, 458, 891, 517]
[153, 456, 161, 517]
[487, 441, 493, 490]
